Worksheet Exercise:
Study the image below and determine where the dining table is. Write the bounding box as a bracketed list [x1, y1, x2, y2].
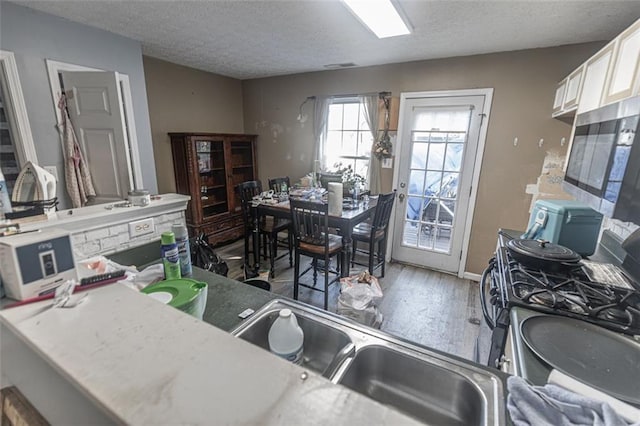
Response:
[251, 197, 377, 278]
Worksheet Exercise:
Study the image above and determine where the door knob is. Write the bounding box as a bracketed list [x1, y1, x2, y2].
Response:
[398, 193, 405, 202]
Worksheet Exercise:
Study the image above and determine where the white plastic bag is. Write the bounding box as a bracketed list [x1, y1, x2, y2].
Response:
[75, 256, 163, 291]
[337, 273, 383, 328]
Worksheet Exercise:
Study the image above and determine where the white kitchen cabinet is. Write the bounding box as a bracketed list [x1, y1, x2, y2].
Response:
[562, 66, 584, 111]
[553, 18, 640, 118]
[552, 78, 567, 116]
[577, 42, 616, 114]
[604, 19, 640, 104]
[552, 66, 585, 117]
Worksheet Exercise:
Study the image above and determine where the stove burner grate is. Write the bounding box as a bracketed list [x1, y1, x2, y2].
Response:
[501, 249, 640, 334]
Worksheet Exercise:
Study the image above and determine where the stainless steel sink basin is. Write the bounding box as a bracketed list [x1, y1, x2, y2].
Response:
[232, 305, 353, 376]
[231, 299, 504, 425]
[338, 345, 484, 425]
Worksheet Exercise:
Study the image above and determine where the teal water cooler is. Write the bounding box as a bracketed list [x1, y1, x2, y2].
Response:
[523, 200, 603, 256]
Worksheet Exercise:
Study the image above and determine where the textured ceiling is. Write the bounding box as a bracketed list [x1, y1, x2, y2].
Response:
[11, 0, 640, 80]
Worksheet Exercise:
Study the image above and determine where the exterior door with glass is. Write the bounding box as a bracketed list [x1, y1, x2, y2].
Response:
[391, 93, 487, 274]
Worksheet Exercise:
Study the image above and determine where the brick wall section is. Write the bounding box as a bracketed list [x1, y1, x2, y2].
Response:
[71, 211, 186, 260]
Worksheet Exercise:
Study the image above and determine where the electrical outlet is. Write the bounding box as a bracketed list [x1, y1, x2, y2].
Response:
[43, 166, 58, 181]
[129, 218, 155, 238]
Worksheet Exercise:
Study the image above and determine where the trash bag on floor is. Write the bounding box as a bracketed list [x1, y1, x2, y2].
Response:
[191, 233, 228, 276]
[337, 271, 383, 328]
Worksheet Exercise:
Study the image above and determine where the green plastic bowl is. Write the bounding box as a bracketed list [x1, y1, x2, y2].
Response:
[142, 278, 208, 319]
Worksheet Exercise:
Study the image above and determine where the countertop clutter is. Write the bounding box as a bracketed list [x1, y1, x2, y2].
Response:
[0, 270, 423, 425]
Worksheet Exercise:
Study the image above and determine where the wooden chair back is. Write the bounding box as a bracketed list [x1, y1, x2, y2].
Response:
[371, 191, 397, 235]
[268, 176, 291, 194]
[289, 199, 329, 251]
[236, 180, 262, 229]
[319, 172, 343, 189]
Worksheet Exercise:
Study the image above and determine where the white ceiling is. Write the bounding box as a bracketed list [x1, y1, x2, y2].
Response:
[12, 0, 640, 80]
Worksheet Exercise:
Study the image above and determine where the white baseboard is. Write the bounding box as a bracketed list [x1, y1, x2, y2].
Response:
[463, 272, 482, 282]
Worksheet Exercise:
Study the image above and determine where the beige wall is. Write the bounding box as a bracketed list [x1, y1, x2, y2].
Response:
[241, 43, 603, 274]
[143, 56, 244, 193]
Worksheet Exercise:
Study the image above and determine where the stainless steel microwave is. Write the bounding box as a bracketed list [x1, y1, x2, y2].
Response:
[563, 96, 640, 223]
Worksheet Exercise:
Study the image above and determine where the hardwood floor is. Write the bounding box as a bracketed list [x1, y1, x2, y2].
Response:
[215, 237, 483, 361]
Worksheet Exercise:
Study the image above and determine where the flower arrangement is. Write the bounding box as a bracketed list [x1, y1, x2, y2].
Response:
[373, 132, 392, 159]
[374, 96, 393, 160]
[330, 162, 366, 191]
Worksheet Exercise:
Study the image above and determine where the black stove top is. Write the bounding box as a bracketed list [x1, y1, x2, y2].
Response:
[496, 233, 640, 336]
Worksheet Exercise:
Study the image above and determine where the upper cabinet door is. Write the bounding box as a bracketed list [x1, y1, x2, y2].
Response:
[562, 66, 584, 111]
[577, 43, 616, 114]
[552, 78, 567, 116]
[604, 19, 640, 104]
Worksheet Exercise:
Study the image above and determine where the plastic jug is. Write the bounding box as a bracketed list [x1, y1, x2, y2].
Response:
[268, 309, 304, 364]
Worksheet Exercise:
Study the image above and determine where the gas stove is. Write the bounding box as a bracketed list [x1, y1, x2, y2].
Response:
[495, 231, 640, 337]
[478, 229, 640, 375]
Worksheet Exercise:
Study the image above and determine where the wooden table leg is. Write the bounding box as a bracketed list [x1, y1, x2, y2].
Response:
[252, 208, 261, 273]
[341, 233, 352, 278]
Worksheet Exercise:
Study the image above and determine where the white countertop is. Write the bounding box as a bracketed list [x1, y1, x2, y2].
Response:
[11, 193, 190, 233]
[0, 284, 419, 425]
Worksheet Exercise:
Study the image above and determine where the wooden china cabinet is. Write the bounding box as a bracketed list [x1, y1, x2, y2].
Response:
[169, 133, 257, 245]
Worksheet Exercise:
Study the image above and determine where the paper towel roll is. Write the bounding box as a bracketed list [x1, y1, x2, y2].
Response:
[328, 182, 343, 216]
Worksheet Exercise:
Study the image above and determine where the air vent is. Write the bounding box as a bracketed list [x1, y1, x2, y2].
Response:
[323, 63, 357, 69]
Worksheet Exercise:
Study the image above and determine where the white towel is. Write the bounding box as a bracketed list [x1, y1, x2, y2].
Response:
[507, 376, 640, 426]
[548, 369, 640, 424]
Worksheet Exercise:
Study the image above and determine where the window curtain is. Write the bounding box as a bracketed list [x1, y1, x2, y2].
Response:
[312, 96, 331, 169]
[361, 94, 381, 195]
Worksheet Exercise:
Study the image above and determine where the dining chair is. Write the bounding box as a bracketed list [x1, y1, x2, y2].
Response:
[268, 176, 290, 194]
[289, 199, 342, 310]
[351, 191, 397, 277]
[319, 172, 343, 189]
[236, 180, 292, 278]
[268, 176, 295, 267]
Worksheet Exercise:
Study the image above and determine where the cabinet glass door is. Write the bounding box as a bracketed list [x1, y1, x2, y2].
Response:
[230, 140, 254, 212]
[197, 140, 228, 217]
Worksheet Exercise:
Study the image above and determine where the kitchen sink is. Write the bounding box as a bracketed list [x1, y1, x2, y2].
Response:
[231, 299, 504, 425]
[338, 345, 484, 425]
[232, 304, 353, 376]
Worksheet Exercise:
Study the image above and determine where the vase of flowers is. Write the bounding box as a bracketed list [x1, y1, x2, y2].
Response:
[330, 163, 366, 196]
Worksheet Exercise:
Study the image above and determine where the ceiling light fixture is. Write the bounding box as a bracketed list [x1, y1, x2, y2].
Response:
[342, 0, 411, 39]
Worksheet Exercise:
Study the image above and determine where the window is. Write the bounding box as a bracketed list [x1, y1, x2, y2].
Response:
[324, 99, 372, 183]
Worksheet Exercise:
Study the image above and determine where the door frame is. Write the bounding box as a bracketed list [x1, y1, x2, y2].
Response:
[45, 59, 143, 190]
[389, 88, 493, 279]
[0, 50, 37, 166]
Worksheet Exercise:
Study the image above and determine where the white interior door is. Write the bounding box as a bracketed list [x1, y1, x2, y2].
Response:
[391, 94, 486, 274]
[61, 71, 133, 203]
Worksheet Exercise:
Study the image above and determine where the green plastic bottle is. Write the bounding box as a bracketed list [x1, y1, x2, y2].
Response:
[161, 231, 182, 280]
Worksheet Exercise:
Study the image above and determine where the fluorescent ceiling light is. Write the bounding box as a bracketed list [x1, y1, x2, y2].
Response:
[342, 0, 411, 39]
